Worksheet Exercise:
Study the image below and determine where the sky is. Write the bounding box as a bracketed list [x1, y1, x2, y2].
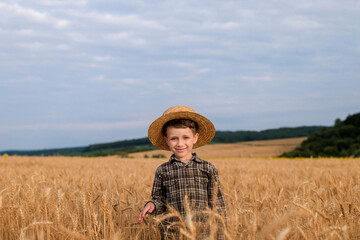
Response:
[1, 0, 360, 151]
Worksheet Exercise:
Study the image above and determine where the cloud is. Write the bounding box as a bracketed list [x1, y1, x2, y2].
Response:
[92, 56, 113, 62]
[17, 29, 35, 36]
[235, 75, 274, 82]
[202, 21, 240, 30]
[156, 82, 173, 91]
[89, 75, 144, 88]
[90, 75, 108, 82]
[106, 32, 129, 40]
[18, 42, 44, 51]
[0, 3, 46, 21]
[105, 32, 147, 47]
[4, 76, 43, 84]
[56, 20, 69, 28]
[69, 10, 164, 29]
[36, 0, 87, 7]
[156, 61, 210, 74]
[0, 3, 69, 28]
[120, 78, 143, 85]
[283, 15, 322, 30]
[166, 34, 209, 45]
[67, 32, 90, 43]
[56, 44, 70, 50]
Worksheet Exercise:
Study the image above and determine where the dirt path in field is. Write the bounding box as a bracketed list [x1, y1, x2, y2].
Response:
[129, 137, 306, 159]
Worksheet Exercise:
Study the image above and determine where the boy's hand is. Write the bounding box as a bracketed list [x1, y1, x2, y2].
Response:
[138, 202, 155, 223]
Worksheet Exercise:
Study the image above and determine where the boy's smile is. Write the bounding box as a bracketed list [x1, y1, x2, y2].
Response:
[164, 126, 199, 163]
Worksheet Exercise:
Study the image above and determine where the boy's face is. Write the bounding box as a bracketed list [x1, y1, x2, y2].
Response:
[164, 126, 199, 161]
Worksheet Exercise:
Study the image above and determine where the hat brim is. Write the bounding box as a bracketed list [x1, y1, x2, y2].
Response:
[148, 111, 215, 150]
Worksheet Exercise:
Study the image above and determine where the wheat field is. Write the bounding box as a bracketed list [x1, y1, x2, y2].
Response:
[0, 155, 359, 239]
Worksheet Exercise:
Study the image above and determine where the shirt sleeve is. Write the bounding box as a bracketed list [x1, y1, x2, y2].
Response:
[208, 165, 227, 240]
[208, 166, 227, 215]
[148, 167, 167, 215]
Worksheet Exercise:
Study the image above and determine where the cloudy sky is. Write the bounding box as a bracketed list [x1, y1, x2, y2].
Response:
[1, 0, 359, 150]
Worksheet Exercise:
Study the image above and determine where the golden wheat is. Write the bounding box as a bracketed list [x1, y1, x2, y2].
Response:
[0, 155, 359, 239]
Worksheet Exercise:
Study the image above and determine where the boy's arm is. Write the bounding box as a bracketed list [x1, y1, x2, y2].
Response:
[208, 166, 227, 240]
[208, 166, 227, 215]
[148, 168, 167, 215]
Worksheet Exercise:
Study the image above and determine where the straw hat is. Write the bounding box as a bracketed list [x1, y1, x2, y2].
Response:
[148, 106, 216, 150]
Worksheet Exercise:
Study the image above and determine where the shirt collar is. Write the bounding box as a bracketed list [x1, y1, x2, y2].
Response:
[169, 153, 202, 163]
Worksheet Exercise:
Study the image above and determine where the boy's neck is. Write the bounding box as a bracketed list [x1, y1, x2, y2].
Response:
[175, 153, 193, 163]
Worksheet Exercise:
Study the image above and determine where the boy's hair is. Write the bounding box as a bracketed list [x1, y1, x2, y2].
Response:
[162, 119, 199, 136]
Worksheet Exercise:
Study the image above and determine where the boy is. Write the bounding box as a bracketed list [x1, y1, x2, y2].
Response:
[138, 106, 227, 239]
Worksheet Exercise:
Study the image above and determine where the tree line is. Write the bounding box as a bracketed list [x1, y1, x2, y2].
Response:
[281, 112, 360, 158]
[1, 126, 326, 157]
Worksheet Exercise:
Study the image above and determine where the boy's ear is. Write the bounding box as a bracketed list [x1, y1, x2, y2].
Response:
[163, 135, 169, 146]
[193, 133, 199, 144]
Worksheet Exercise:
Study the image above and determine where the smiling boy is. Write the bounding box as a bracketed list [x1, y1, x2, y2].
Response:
[138, 106, 227, 239]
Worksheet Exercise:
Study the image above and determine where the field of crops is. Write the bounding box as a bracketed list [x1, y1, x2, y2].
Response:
[0, 155, 359, 239]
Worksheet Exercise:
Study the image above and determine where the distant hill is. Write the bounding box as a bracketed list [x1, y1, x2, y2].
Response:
[281, 112, 360, 158]
[1, 138, 154, 157]
[130, 137, 306, 159]
[211, 126, 325, 143]
[1, 126, 326, 157]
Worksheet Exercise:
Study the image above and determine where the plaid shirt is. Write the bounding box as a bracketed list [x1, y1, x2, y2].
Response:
[149, 153, 227, 239]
